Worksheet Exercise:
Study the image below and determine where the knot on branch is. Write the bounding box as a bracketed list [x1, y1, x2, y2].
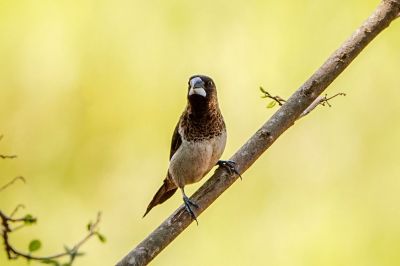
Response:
[258, 129, 272, 140]
[301, 80, 318, 97]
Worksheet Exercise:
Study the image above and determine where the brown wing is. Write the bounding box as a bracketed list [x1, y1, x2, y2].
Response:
[169, 118, 182, 160]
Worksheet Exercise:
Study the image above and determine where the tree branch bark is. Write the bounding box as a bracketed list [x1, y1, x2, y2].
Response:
[117, 1, 400, 265]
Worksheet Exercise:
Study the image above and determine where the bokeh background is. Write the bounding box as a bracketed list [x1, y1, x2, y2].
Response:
[1, 0, 400, 265]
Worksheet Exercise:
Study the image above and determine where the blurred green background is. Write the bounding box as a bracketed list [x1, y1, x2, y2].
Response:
[1, 0, 400, 265]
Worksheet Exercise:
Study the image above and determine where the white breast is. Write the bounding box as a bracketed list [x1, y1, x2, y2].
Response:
[169, 130, 227, 188]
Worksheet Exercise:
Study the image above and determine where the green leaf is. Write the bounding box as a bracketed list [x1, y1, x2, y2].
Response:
[96, 232, 106, 243]
[267, 101, 277, 108]
[28, 239, 41, 252]
[259, 86, 267, 94]
[23, 214, 36, 225]
[86, 222, 92, 231]
[41, 259, 60, 266]
[74, 252, 85, 257]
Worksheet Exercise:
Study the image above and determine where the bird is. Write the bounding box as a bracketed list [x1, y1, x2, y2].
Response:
[143, 75, 240, 223]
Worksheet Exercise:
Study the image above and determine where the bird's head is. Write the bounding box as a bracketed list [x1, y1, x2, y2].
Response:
[187, 75, 218, 113]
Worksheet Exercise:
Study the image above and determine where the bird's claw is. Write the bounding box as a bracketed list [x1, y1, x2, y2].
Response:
[183, 195, 199, 225]
[217, 160, 242, 180]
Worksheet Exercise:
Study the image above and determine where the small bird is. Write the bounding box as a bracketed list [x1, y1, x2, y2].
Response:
[143, 75, 239, 222]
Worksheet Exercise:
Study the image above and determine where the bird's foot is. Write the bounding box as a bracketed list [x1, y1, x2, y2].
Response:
[183, 195, 199, 225]
[217, 160, 242, 180]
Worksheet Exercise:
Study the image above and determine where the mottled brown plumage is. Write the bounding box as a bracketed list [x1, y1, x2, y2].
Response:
[143, 75, 231, 221]
[180, 105, 225, 142]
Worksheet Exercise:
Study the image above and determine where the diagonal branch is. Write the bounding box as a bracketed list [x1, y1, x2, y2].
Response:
[117, 1, 400, 265]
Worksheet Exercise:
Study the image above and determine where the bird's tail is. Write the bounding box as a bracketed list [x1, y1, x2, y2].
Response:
[143, 177, 177, 217]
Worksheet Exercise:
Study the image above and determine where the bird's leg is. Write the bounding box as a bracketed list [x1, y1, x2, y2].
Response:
[217, 160, 242, 180]
[181, 188, 199, 225]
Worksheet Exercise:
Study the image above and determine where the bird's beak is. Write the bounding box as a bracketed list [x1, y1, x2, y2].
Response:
[189, 87, 206, 97]
[189, 79, 206, 97]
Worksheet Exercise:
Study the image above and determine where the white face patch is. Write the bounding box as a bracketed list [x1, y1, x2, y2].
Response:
[189, 87, 207, 97]
[189, 77, 203, 88]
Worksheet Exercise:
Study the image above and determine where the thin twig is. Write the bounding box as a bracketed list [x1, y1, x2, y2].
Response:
[1, 178, 103, 264]
[260, 86, 286, 106]
[0, 176, 25, 192]
[261, 87, 346, 118]
[116, 1, 400, 265]
[10, 204, 25, 218]
[0, 154, 17, 159]
[299, 93, 346, 118]
[0, 210, 102, 261]
[0, 135, 17, 159]
[323, 92, 347, 105]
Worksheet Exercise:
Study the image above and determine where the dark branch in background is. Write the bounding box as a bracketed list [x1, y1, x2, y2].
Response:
[0, 154, 17, 159]
[1, 143, 106, 265]
[0, 208, 103, 265]
[260, 87, 346, 118]
[0, 176, 26, 192]
[117, 1, 400, 265]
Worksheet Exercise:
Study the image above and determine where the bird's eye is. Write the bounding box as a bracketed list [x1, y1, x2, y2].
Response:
[208, 80, 213, 86]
